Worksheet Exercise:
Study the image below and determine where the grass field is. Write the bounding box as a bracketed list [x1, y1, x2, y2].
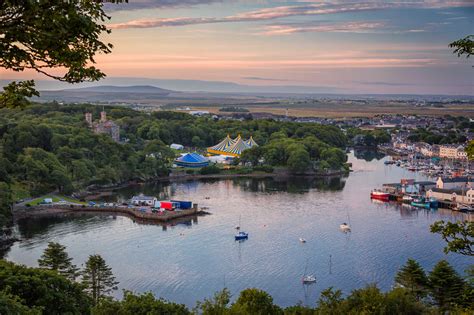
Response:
[28, 195, 86, 206]
[187, 103, 474, 118]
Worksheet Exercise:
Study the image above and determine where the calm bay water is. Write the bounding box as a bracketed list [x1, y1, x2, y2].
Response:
[5, 151, 473, 307]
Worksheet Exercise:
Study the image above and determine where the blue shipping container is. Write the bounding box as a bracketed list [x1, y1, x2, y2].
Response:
[171, 200, 192, 209]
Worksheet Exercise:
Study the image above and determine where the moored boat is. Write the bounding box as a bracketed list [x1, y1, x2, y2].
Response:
[339, 223, 351, 231]
[370, 190, 390, 201]
[402, 195, 414, 203]
[235, 231, 248, 241]
[302, 275, 316, 284]
[453, 203, 474, 212]
[411, 197, 438, 209]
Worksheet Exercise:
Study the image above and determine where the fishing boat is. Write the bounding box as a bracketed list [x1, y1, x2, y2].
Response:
[370, 190, 390, 201]
[454, 203, 474, 212]
[411, 197, 438, 209]
[235, 231, 248, 241]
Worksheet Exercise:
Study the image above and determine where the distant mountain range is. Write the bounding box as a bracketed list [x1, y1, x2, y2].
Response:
[67, 85, 174, 94]
[0, 78, 340, 94]
[1, 79, 473, 104]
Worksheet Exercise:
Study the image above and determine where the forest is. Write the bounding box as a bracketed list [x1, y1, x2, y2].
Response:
[0, 103, 348, 225]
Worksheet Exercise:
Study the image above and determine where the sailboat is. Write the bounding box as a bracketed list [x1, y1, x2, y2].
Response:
[340, 213, 351, 232]
[302, 260, 316, 284]
[234, 215, 248, 241]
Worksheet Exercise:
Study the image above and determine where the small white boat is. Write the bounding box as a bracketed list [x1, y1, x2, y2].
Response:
[402, 195, 414, 203]
[302, 275, 316, 284]
[340, 223, 351, 231]
[299, 238, 306, 243]
[235, 225, 240, 230]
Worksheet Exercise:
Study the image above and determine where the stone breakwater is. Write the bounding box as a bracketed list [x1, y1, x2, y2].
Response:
[13, 204, 206, 222]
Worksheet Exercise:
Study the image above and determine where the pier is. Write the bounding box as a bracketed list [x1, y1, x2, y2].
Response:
[14, 204, 207, 222]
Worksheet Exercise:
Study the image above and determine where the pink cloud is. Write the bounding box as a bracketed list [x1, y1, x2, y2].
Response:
[108, 1, 474, 29]
[260, 21, 385, 35]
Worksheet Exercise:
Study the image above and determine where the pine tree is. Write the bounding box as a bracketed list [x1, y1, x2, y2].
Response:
[82, 254, 118, 305]
[38, 242, 78, 281]
[428, 260, 466, 310]
[395, 259, 428, 300]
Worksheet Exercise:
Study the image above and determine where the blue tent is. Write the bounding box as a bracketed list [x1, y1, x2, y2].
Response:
[175, 153, 210, 168]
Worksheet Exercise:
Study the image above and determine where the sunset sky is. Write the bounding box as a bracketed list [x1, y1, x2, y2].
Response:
[2, 0, 474, 95]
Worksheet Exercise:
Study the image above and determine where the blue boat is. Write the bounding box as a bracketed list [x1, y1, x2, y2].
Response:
[235, 231, 248, 241]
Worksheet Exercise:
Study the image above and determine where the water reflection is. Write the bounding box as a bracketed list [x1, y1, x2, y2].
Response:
[354, 148, 385, 162]
[14, 212, 201, 240]
[233, 176, 346, 194]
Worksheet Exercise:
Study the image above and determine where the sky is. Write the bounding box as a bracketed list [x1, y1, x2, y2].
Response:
[2, 0, 474, 95]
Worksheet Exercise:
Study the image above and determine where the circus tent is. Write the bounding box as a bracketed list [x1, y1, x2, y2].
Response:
[245, 136, 258, 148]
[207, 135, 235, 155]
[207, 135, 258, 157]
[175, 153, 210, 168]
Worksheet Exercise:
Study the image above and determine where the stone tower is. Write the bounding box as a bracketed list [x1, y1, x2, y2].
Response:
[85, 112, 92, 127]
[100, 110, 107, 122]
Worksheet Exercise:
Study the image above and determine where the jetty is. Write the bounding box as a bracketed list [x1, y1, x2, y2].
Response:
[14, 203, 207, 222]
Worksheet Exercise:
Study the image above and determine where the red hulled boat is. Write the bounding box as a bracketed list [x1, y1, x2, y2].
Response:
[370, 190, 390, 201]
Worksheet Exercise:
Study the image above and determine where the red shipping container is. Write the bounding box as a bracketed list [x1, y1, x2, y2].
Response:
[160, 201, 173, 210]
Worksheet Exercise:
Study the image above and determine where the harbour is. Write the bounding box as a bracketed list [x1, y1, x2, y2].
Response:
[4, 151, 473, 307]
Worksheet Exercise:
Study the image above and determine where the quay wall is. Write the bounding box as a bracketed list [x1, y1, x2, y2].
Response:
[14, 205, 201, 222]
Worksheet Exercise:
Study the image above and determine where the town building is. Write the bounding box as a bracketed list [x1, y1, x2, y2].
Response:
[426, 188, 474, 205]
[439, 145, 467, 160]
[436, 176, 473, 189]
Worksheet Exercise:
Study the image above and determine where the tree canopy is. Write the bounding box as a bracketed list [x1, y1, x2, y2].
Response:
[430, 220, 473, 256]
[38, 242, 78, 281]
[82, 254, 119, 305]
[0, 0, 128, 109]
[450, 35, 474, 59]
[1, 0, 114, 83]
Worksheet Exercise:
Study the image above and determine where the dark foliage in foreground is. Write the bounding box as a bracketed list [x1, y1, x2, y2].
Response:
[0, 256, 472, 314]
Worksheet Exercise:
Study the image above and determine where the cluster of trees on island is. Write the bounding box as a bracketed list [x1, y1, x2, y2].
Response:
[0, 241, 472, 314]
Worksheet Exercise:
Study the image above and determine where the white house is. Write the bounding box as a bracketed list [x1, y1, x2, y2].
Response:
[427, 188, 474, 205]
[170, 143, 184, 150]
[436, 176, 473, 189]
[131, 194, 157, 206]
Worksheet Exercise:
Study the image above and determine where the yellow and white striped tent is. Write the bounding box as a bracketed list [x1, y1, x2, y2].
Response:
[207, 135, 258, 157]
